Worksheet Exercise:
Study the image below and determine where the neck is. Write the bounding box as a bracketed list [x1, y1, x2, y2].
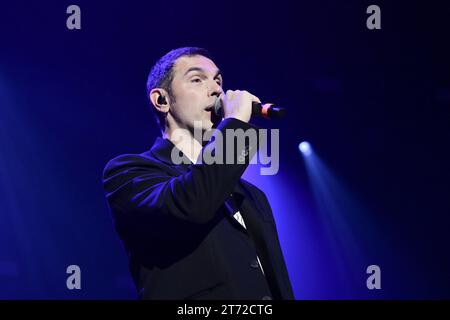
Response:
[163, 125, 204, 164]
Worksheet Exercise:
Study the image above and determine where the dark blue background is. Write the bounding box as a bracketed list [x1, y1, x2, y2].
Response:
[0, 1, 449, 299]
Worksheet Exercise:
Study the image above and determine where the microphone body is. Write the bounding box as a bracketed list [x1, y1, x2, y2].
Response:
[213, 99, 286, 119]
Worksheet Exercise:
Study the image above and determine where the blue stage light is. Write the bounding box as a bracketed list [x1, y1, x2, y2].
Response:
[299, 141, 312, 156]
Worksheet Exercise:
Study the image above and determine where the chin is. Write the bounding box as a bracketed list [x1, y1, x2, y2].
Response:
[202, 123, 214, 132]
[201, 117, 214, 129]
[190, 119, 213, 132]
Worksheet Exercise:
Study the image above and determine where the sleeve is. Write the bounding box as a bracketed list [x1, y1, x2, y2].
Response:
[102, 118, 261, 234]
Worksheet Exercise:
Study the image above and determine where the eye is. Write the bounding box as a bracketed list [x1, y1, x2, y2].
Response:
[191, 77, 202, 83]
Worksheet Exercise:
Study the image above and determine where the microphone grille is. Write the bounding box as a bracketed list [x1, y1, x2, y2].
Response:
[213, 97, 223, 115]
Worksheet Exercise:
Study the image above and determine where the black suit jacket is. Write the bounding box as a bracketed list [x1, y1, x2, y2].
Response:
[102, 118, 295, 300]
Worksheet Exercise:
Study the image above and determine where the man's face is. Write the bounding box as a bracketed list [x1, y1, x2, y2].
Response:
[168, 55, 223, 133]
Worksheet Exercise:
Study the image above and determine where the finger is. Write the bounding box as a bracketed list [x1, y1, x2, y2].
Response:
[226, 90, 234, 102]
[250, 93, 261, 104]
[253, 96, 261, 103]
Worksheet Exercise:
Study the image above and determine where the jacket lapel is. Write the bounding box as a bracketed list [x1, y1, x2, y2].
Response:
[231, 181, 284, 300]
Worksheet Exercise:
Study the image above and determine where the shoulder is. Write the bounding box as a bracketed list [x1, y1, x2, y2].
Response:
[240, 179, 269, 202]
[102, 150, 161, 180]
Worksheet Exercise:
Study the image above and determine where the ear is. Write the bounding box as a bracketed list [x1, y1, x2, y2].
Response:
[150, 88, 170, 113]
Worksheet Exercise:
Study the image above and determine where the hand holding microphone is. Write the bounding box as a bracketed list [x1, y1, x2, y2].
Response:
[213, 90, 286, 123]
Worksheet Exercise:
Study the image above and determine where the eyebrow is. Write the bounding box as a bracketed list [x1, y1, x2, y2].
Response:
[183, 67, 222, 79]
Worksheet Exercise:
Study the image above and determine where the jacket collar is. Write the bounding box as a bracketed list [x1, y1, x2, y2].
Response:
[149, 137, 193, 167]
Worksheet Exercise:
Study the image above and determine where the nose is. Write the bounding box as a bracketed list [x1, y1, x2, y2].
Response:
[209, 80, 223, 98]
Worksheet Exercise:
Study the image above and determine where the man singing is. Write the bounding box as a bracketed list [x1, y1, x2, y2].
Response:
[102, 47, 294, 300]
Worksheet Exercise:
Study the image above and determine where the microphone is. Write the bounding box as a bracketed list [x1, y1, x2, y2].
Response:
[213, 98, 286, 119]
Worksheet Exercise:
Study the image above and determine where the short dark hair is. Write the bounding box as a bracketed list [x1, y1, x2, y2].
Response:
[146, 47, 213, 132]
